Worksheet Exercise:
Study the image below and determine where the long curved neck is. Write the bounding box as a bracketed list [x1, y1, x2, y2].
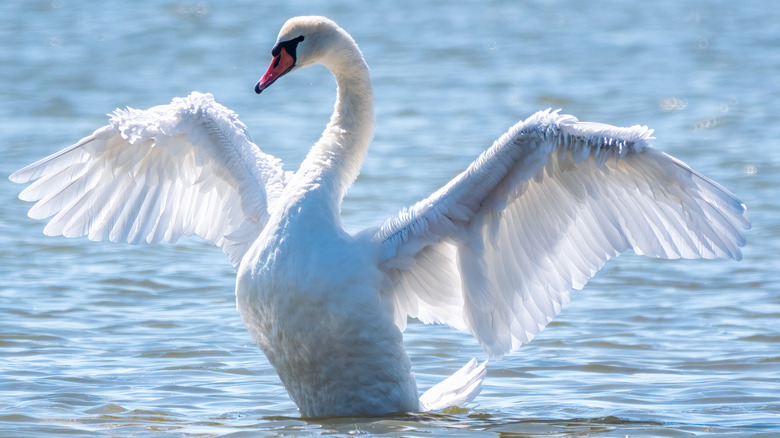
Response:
[297, 48, 374, 220]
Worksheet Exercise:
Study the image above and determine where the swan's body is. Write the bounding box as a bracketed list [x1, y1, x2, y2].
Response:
[10, 17, 749, 417]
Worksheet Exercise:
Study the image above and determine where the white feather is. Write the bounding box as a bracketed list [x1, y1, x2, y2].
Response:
[377, 109, 749, 358]
[10, 92, 290, 265]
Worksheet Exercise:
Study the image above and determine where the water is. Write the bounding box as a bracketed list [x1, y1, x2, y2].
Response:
[1, 0, 778, 436]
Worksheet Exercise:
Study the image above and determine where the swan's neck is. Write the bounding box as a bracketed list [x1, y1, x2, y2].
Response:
[297, 51, 374, 220]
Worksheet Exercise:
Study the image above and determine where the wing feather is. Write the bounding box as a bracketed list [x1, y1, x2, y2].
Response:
[10, 92, 290, 265]
[375, 109, 749, 358]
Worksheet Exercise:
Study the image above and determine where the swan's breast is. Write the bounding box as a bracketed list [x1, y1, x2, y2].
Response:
[234, 209, 418, 416]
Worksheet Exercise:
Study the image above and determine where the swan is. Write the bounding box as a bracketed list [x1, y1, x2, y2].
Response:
[10, 16, 749, 417]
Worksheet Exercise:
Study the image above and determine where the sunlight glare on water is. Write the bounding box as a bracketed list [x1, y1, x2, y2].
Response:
[1, 0, 778, 436]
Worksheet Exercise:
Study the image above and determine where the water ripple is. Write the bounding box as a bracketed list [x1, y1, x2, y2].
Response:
[1, 0, 778, 436]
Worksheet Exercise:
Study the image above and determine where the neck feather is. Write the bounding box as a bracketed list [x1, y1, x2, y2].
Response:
[298, 46, 374, 214]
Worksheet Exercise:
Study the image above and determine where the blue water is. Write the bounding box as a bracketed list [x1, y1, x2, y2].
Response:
[1, 0, 778, 436]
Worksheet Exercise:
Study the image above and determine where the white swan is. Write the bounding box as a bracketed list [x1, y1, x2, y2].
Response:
[10, 16, 749, 417]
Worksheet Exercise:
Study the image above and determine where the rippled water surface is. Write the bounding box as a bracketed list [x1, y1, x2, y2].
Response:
[1, 1, 778, 436]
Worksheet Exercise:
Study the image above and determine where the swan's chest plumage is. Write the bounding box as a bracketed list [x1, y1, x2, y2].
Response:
[235, 193, 418, 416]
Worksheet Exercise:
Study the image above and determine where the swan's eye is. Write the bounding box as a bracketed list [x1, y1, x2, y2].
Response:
[271, 35, 305, 59]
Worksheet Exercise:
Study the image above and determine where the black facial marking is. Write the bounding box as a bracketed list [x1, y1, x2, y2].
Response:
[271, 35, 305, 62]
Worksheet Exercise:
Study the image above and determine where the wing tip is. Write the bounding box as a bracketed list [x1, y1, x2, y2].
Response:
[8, 169, 28, 184]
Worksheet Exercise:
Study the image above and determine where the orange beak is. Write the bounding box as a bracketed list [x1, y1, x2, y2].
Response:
[255, 47, 296, 94]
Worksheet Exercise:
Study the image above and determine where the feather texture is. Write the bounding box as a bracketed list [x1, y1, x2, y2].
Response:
[10, 92, 290, 265]
[376, 109, 749, 358]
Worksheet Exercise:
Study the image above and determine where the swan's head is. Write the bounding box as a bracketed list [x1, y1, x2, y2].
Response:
[255, 16, 362, 94]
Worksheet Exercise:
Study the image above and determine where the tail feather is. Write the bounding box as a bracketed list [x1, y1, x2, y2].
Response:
[418, 358, 487, 411]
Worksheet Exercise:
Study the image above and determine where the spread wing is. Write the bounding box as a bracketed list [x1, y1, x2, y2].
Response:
[10, 92, 290, 266]
[375, 109, 750, 358]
